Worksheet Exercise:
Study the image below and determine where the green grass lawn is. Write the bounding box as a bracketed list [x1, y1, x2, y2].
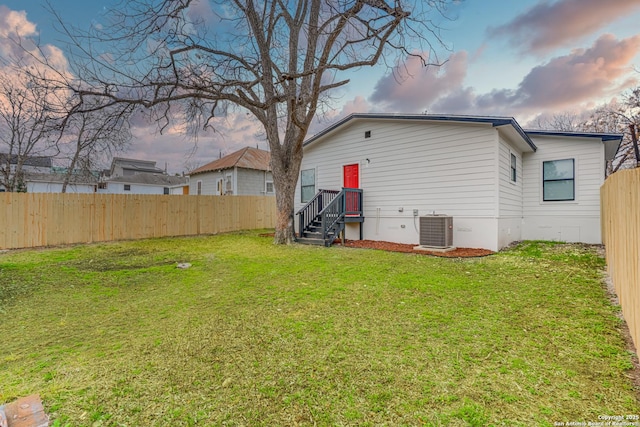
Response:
[0, 232, 638, 426]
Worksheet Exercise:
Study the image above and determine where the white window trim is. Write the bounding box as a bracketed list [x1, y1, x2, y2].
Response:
[265, 180, 274, 193]
[196, 180, 202, 195]
[300, 168, 316, 203]
[216, 178, 223, 195]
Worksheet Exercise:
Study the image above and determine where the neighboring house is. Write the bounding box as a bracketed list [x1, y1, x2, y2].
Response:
[99, 157, 188, 194]
[100, 174, 189, 195]
[23, 172, 98, 193]
[0, 153, 53, 174]
[189, 147, 274, 196]
[0, 154, 54, 191]
[295, 114, 622, 251]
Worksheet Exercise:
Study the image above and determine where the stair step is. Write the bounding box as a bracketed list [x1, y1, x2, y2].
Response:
[296, 237, 326, 246]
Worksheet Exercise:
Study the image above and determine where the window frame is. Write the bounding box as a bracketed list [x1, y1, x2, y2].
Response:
[265, 180, 274, 194]
[225, 173, 233, 195]
[542, 158, 575, 202]
[124, 184, 131, 191]
[196, 180, 202, 195]
[300, 168, 315, 203]
[510, 152, 517, 183]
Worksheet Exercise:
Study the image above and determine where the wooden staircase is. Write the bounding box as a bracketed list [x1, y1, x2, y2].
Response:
[296, 188, 364, 246]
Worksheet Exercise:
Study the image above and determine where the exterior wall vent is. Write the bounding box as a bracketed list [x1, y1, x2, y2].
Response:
[419, 215, 453, 248]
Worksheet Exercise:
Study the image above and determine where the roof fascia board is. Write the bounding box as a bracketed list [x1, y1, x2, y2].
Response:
[525, 129, 623, 142]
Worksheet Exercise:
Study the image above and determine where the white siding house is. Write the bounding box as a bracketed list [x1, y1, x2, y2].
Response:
[98, 158, 188, 195]
[24, 172, 97, 193]
[296, 114, 621, 251]
[189, 147, 274, 196]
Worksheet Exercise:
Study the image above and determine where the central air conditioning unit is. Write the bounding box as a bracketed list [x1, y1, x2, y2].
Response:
[419, 215, 453, 248]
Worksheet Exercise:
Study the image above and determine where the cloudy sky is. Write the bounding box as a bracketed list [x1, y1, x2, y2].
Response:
[1, 0, 640, 173]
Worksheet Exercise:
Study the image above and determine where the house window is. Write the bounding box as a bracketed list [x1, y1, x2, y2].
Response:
[124, 184, 131, 191]
[543, 159, 575, 201]
[163, 187, 169, 195]
[300, 168, 315, 203]
[98, 182, 107, 189]
[216, 179, 223, 195]
[265, 181, 274, 193]
[510, 153, 517, 182]
[225, 174, 233, 195]
[197, 180, 202, 195]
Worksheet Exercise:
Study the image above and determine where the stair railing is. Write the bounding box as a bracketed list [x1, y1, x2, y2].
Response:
[319, 188, 363, 246]
[296, 189, 339, 238]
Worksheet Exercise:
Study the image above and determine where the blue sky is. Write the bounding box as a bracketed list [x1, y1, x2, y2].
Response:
[1, 0, 640, 173]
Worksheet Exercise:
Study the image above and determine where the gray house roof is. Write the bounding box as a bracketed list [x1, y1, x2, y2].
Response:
[109, 157, 165, 176]
[106, 174, 188, 186]
[0, 154, 53, 168]
[24, 172, 98, 185]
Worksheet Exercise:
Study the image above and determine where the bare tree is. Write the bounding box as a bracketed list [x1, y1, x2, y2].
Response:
[531, 95, 640, 174]
[48, 0, 452, 243]
[531, 111, 586, 132]
[0, 70, 64, 191]
[583, 98, 640, 172]
[57, 99, 133, 192]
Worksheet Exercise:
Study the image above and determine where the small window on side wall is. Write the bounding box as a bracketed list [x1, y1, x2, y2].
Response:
[543, 159, 574, 201]
[124, 184, 131, 191]
[510, 153, 517, 182]
[300, 168, 315, 203]
[266, 181, 274, 193]
[197, 180, 202, 195]
[163, 187, 170, 195]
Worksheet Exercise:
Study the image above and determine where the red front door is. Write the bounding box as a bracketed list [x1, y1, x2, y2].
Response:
[343, 163, 359, 189]
[343, 163, 360, 214]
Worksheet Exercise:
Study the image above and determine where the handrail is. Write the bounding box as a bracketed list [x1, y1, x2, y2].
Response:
[296, 189, 340, 239]
[319, 188, 362, 245]
[297, 187, 363, 246]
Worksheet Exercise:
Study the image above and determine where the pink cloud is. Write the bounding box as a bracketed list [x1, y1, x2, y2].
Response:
[425, 34, 640, 119]
[488, 0, 640, 54]
[511, 33, 640, 109]
[369, 51, 468, 112]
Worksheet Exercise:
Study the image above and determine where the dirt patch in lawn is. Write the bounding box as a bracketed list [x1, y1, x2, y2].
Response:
[340, 239, 494, 257]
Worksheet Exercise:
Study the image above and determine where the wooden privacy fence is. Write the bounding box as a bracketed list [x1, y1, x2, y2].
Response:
[601, 168, 640, 350]
[0, 193, 276, 250]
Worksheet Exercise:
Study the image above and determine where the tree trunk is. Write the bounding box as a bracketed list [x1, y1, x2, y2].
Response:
[270, 135, 304, 245]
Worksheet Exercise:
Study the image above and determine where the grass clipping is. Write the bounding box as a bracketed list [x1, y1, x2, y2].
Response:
[0, 233, 638, 426]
